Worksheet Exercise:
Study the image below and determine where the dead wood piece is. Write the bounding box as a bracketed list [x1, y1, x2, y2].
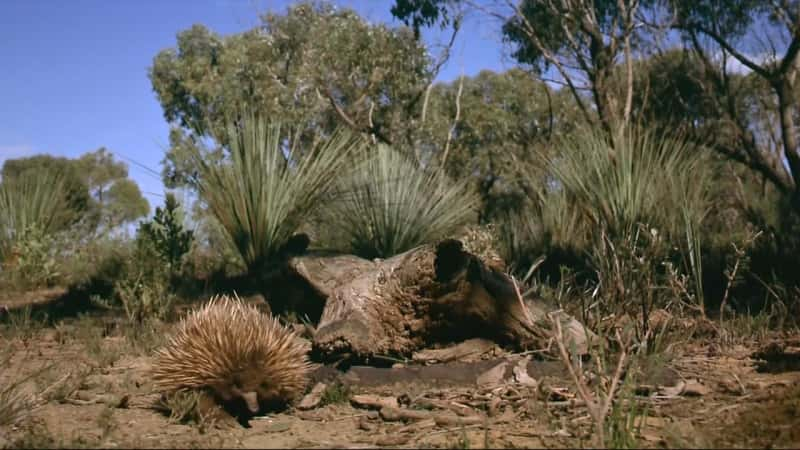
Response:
[297, 382, 328, 410]
[397, 418, 437, 433]
[351, 394, 399, 410]
[358, 416, 376, 431]
[487, 396, 503, 417]
[379, 406, 434, 422]
[288, 254, 376, 299]
[374, 435, 410, 446]
[512, 357, 538, 387]
[299, 239, 593, 360]
[412, 338, 500, 364]
[682, 379, 712, 396]
[433, 414, 484, 427]
[413, 398, 474, 416]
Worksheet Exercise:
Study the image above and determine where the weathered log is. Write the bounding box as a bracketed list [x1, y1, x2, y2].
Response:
[286, 239, 591, 361]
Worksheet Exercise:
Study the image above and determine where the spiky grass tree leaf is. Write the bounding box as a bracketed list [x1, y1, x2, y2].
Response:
[330, 144, 479, 259]
[544, 127, 712, 241]
[194, 114, 365, 272]
[0, 171, 70, 261]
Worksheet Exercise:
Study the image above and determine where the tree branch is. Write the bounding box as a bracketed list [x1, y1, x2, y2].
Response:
[322, 88, 392, 145]
[687, 23, 771, 77]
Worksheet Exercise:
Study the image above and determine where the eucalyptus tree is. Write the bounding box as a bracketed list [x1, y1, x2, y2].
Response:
[150, 2, 433, 190]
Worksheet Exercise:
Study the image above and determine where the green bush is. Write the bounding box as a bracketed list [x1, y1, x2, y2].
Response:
[327, 144, 480, 259]
[137, 192, 194, 271]
[112, 237, 175, 324]
[4, 226, 62, 289]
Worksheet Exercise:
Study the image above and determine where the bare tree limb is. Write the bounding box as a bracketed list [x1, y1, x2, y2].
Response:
[441, 72, 465, 168]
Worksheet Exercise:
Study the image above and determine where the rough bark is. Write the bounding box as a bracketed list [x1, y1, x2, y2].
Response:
[286, 239, 592, 362]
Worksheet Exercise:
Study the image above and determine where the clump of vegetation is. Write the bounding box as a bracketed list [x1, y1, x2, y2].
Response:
[501, 128, 713, 333]
[0, 172, 71, 289]
[137, 193, 194, 272]
[194, 114, 364, 274]
[320, 381, 352, 406]
[546, 127, 711, 245]
[329, 144, 479, 259]
[104, 193, 193, 324]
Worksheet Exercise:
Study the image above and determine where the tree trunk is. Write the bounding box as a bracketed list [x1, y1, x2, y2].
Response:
[774, 78, 800, 205]
[285, 239, 593, 362]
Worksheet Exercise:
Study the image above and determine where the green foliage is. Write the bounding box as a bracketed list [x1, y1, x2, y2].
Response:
[546, 128, 711, 241]
[151, 2, 430, 189]
[1, 149, 149, 241]
[391, 0, 455, 36]
[497, 189, 586, 279]
[1, 155, 91, 227]
[159, 389, 204, 425]
[320, 382, 352, 406]
[425, 69, 578, 221]
[113, 241, 175, 324]
[4, 227, 63, 289]
[499, 128, 714, 329]
[76, 148, 149, 229]
[137, 193, 194, 270]
[104, 179, 150, 226]
[0, 171, 70, 266]
[75, 147, 128, 198]
[328, 144, 478, 259]
[195, 113, 364, 273]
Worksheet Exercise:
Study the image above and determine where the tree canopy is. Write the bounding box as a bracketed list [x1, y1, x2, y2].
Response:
[1, 149, 149, 232]
[150, 2, 433, 190]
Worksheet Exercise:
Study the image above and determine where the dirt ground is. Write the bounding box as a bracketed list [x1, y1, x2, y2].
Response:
[2, 303, 800, 449]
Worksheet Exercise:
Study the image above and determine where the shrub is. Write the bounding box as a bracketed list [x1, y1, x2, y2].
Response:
[194, 114, 364, 273]
[1, 226, 62, 289]
[137, 193, 193, 271]
[111, 243, 174, 323]
[328, 144, 480, 259]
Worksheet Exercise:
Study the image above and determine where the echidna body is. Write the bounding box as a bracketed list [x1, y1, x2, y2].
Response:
[152, 294, 312, 414]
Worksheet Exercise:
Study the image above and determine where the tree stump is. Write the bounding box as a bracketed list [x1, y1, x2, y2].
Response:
[285, 239, 592, 361]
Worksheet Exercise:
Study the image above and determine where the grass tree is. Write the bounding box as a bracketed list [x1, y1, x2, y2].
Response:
[499, 126, 714, 324]
[0, 172, 70, 262]
[194, 113, 365, 274]
[329, 144, 479, 259]
[546, 127, 711, 240]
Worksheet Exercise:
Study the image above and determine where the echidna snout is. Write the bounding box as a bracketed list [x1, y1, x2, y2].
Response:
[151, 294, 314, 416]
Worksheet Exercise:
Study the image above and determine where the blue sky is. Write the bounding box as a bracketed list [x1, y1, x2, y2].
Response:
[0, 0, 511, 212]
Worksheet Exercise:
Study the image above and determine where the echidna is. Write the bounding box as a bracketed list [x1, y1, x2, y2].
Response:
[151, 294, 313, 415]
